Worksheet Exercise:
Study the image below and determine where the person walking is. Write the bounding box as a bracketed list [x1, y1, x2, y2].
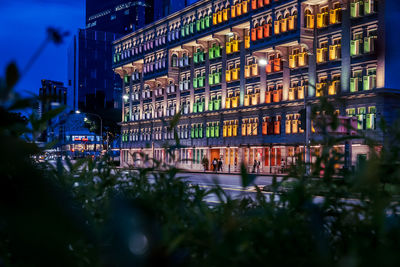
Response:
[257, 160, 261, 174]
[202, 156, 209, 172]
[218, 158, 223, 172]
[212, 158, 218, 172]
[280, 159, 285, 174]
[253, 159, 257, 173]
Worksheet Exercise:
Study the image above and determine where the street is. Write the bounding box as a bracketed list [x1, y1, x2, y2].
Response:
[176, 172, 279, 204]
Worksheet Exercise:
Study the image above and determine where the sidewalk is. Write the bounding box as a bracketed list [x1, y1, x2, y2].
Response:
[178, 169, 289, 177]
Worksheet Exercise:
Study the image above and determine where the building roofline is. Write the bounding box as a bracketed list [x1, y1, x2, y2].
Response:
[113, 0, 209, 44]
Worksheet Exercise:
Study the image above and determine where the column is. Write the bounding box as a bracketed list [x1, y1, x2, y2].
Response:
[239, 32, 246, 106]
[259, 53, 267, 103]
[340, 4, 351, 93]
[221, 38, 228, 110]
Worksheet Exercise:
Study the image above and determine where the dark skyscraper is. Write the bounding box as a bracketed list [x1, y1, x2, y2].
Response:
[153, 0, 200, 22]
[68, 29, 121, 112]
[38, 79, 67, 142]
[86, 0, 155, 34]
[68, 0, 194, 123]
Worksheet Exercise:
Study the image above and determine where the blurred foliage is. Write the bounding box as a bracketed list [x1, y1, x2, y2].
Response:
[2, 28, 400, 267]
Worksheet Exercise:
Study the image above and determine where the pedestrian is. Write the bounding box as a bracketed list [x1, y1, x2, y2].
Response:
[281, 159, 285, 173]
[202, 156, 209, 172]
[253, 159, 257, 173]
[212, 158, 218, 172]
[257, 160, 261, 174]
[218, 158, 223, 172]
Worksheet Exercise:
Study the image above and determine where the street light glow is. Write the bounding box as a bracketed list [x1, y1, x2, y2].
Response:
[123, 95, 129, 100]
[84, 117, 88, 122]
[75, 110, 81, 114]
[259, 59, 268, 66]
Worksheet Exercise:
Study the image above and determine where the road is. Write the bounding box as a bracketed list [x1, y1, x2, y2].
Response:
[175, 172, 290, 204]
[46, 159, 358, 206]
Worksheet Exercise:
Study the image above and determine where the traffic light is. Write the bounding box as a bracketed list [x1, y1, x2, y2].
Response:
[298, 108, 306, 131]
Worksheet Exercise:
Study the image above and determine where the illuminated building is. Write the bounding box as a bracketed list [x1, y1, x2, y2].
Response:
[113, 0, 400, 172]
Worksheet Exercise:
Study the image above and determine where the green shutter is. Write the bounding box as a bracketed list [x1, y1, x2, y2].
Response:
[206, 125, 210, 138]
[199, 51, 204, 62]
[185, 24, 189, 35]
[199, 125, 203, 138]
[193, 102, 198, 113]
[350, 78, 357, 92]
[210, 123, 215, 138]
[350, 41, 355, 56]
[194, 52, 199, 63]
[215, 98, 221, 110]
[198, 76, 204, 87]
[205, 15, 211, 28]
[209, 73, 214, 85]
[214, 72, 221, 84]
[199, 101, 204, 112]
[364, 0, 372, 15]
[215, 123, 220, 137]
[191, 126, 195, 138]
[193, 77, 198, 88]
[215, 46, 221, 57]
[363, 76, 370, 90]
[364, 36, 374, 54]
[209, 47, 214, 59]
[190, 22, 194, 34]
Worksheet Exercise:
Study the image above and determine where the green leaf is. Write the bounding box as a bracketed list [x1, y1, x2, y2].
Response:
[240, 162, 256, 188]
[39, 106, 65, 123]
[7, 98, 35, 111]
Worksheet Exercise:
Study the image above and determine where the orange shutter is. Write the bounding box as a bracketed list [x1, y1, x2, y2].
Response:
[257, 25, 263, 39]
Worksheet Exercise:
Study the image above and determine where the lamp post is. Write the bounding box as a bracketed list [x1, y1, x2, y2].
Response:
[258, 55, 312, 174]
[76, 110, 104, 152]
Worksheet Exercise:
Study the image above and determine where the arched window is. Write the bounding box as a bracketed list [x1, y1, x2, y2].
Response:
[304, 9, 312, 27]
[171, 54, 178, 67]
[284, 12, 290, 19]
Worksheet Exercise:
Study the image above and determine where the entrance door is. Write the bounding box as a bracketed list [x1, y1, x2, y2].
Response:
[210, 149, 220, 170]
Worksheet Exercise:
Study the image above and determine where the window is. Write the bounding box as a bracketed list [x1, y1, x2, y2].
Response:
[351, 31, 363, 56]
[364, 67, 377, 90]
[366, 106, 376, 130]
[305, 9, 314, 29]
[317, 41, 329, 63]
[365, 29, 377, 54]
[329, 38, 341, 61]
[171, 54, 178, 67]
[357, 107, 366, 130]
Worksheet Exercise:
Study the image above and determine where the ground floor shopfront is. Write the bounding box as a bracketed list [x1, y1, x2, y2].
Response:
[121, 143, 371, 173]
[61, 143, 103, 158]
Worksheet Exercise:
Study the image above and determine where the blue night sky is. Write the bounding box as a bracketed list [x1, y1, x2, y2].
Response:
[0, 0, 85, 97]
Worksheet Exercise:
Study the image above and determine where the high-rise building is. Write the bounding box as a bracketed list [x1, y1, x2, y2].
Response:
[67, 29, 122, 112]
[69, 0, 185, 116]
[86, 0, 155, 34]
[38, 79, 67, 142]
[113, 0, 400, 171]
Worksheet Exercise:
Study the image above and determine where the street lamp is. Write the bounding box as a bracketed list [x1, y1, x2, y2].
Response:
[258, 58, 267, 67]
[257, 54, 312, 174]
